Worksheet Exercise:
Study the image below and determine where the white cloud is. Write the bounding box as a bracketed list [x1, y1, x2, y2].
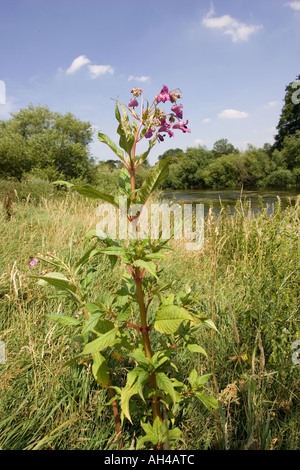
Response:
[88, 64, 114, 78]
[218, 109, 249, 119]
[0, 97, 16, 119]
[263, 101, 280, 109]
[285, 1, 300, 10]
[66, 55, 91, 74]
[128, 75, 150, 82]
[0, 80, 6, 105]
[202, 5, 262, 42]
[202, 118, 211, 123]
[194, 139, 207, 146]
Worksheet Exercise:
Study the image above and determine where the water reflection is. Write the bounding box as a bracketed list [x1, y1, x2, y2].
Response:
[160, 189, 299, 216]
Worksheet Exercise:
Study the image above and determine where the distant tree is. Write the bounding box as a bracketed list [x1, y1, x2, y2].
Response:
[272, 130, 300, 171]
[212, 138, 238, 158]
[158, 148, 183, 160]
[265, 169, 296, 189]
[273, 74, 300, 150]
[0, 105, 95, 181]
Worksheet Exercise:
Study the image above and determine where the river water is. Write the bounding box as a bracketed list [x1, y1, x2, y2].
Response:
[160, 189, 299, 216]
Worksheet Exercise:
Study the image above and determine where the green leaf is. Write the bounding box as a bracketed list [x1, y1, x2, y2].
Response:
[136, 426, 158, 450]
[91, 352, 110, 388]
[38, 272, 77, 296]
[85, 302, 104, 315]
[116, 102, 135, 156]
[82, 328, 117, 355]
[81, 314, 102, 336]
[52, 180, 74, 188]
[136, 159, 169, 205]
[195, 392, 219, 410]
[154, 305, 198, 335]
[133, 259, 158, 279]
[47, 313, 81, 326]
[71, 185, 118, 207]
[98, 132, 124, 161]
[186, 343, 208, 357]
[120, 381, 139, 424]
[129, 348, 151, 368]
[155, 372, 177, 403]
[203, 318, 218, 332]
[119, 167, 131, 196]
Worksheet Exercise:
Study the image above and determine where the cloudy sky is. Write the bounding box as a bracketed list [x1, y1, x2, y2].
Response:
[0, 0, 300, 164]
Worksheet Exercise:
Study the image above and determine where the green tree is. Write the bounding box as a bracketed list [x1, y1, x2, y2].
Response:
[272, 130, 300, 171]
[212, 138, 238, 158]
[273, 74, 300, 150]
[0, 105, 95, 181]
[158, 148, 183, 160]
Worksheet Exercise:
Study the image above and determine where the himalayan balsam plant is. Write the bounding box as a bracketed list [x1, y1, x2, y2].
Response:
[33, 85, 218, 450]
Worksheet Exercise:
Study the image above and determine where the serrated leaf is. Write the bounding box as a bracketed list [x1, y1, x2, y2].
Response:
[81, 314, 102, 335]
[85, 302, 104, 315]
[136, 159, 169, 205]
[133, 259, 158, 279]
[116, 102, 135, 156]
[71, 185, 118, 207]
[154, 305, 197, 334]
[136, 433, 158, 450]
[47, 314, 81, 326]
[129, 348, 151, 368]
[38, 273, 77, 295]
[120, 381, 139, 424]
[82, 328, 117, 355]
[187, 343, 208, 357]
[98, 132, 124, 161]
[203, 318, 218, 332]
[156, 372, 177, 403]
[195, 392, 219, 410]
[91, 352, 110, 388]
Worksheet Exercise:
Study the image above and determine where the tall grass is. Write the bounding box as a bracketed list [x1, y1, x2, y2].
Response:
[0, 191, 299, 450]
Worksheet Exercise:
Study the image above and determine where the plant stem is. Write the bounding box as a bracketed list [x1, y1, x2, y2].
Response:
[83, 304, 123, 448]
[108, 382, 124, 449]
[135, 269, 162, 423]
[130, 127, 163, 431]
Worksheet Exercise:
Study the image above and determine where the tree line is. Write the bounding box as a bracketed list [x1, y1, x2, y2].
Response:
[0, 75, 299, 191]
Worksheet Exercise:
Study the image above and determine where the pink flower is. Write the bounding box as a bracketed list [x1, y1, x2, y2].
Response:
[171, 104, 183, 119]
[128, 98, 138, 108]
[155, 85, 170, 103]
[29, 258, 40, 268]
[158, 120, 171, 133]
[157, 134, 164, 142]
[172, 120, 191, 133]
[145, 127, 155, 138]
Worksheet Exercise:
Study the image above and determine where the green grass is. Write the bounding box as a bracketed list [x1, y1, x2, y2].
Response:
[0, 189, 299, 450]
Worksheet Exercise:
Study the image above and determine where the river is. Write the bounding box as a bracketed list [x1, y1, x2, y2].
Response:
[160, 189, 299, 216]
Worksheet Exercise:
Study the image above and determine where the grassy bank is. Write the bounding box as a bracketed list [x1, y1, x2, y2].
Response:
[0, 191, 299, 450]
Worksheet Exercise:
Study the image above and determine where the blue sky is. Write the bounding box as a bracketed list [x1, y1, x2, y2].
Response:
[0, 0, 300, 164]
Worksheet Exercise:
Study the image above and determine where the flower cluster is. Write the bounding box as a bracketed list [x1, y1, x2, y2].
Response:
[128, 85, 190, 142]
[29, 258, 39, 268]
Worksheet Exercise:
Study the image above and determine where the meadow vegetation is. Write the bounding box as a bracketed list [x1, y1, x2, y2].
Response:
[0, 186, 299, 450]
